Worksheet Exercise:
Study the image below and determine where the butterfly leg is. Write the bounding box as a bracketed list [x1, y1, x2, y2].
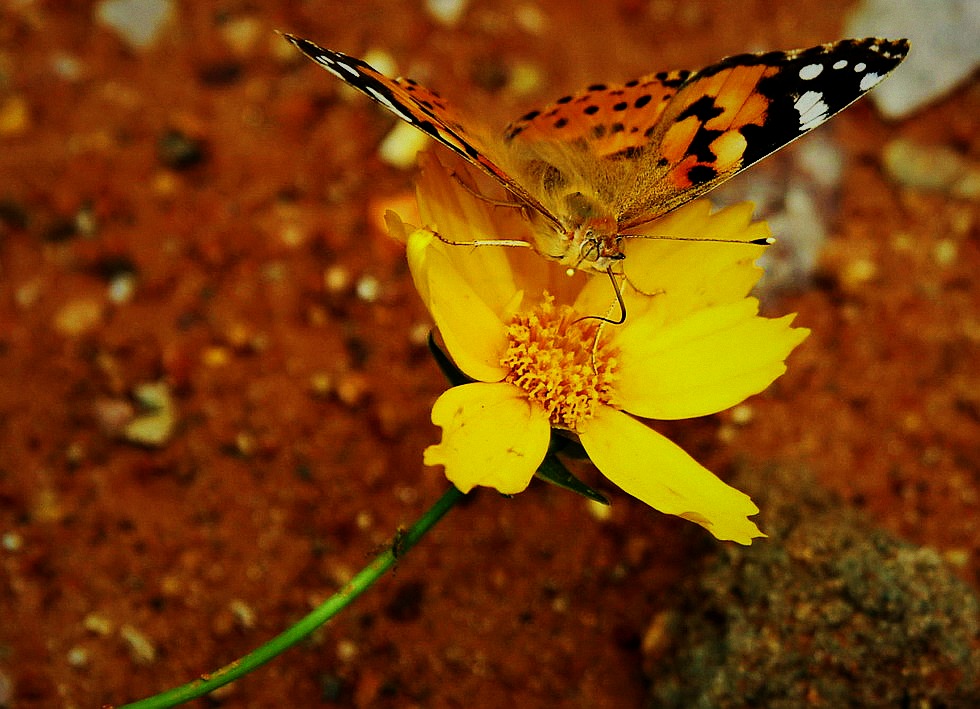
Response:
[431, 228, 534, 251]
[450, 171, 528, 212]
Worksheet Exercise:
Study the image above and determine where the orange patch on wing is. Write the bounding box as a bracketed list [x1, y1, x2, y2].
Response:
[661, 116, 700, 164]
[710, 130, 748, 171]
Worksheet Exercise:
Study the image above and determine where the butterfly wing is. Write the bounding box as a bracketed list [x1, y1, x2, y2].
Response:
[281, 33, 564, 230]
[502, 70, 692, 158]
[501, 38, 908, 231]
[618, 37, 909, 228]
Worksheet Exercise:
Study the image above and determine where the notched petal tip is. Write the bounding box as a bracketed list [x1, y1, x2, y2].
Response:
[578, 407, 766, 544]
[426, 382, 551, 496]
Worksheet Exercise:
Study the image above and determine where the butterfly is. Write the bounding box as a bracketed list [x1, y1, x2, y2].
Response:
[282, 33, 908, 271]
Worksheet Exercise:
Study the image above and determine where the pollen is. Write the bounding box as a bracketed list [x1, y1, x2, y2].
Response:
[500, 295, 619, 430]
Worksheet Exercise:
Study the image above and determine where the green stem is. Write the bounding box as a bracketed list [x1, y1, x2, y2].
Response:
[120, 485, 466, 709]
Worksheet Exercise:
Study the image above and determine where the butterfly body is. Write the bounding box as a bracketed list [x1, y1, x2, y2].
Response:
[283, 33, 909, 270]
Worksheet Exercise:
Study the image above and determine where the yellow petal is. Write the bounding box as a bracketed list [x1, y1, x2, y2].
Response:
[623, 200, 769, 320]
[612, 297, 808, 419]
[415, 151, 531, 315]
[578, 407, 765, 544]
[424, 382, 551, 495]
[407, 228, 509, 382]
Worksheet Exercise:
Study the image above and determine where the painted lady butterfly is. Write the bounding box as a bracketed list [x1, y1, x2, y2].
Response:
[283, 34, 908, 271]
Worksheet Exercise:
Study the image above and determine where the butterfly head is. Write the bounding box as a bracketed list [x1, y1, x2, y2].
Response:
[571, 215, 624, 271]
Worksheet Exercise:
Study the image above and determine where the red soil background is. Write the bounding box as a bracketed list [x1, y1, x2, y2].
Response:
[1, 1, 977, 707]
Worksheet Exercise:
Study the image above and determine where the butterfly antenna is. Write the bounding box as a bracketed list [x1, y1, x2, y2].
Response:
[619, 232, 773, 246]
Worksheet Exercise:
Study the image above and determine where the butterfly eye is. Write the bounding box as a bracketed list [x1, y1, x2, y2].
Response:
[579, 238, 601, 263]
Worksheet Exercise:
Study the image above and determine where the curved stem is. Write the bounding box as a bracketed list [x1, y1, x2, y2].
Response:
[120, 485, 466, 709]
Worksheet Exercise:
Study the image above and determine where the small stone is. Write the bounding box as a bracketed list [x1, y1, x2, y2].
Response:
[229, 599, 256, 630]
[203, 346, 231, 367]
[586, 497, 612, 521]
[123, 381, 176, 447]
[336, 639, 358, 662]
[95, 0, 175, 49]
[355, 274, 381, 302]
[336, 372, 369, 406]
[1, 532, 22, 552]
[425, 0, 469, 25]
[309, 371, 332, 398]
[508, 61, 544, 97]
[514, 4, 547, 34]
[54, 298, 104, 336]
[83, 613, 114, 636]
[107, 272, 137, 304]
[324, 265, 351, 294]
[51, 53, 84, 81]
[0, 95, 30, 136]
[883, 138, 980, 199]
[729, 403, 754, 426]
[157, 128, 207, 170]
[377, 120, 430, 169]
[840, 256, 878, 290]
[219, 16, 262, 56]
[933, 239, 958, 267]
[361, 49, 397, 79]
[120, 624, 157, 665]
[846, 0, 980, 119]
[66, 646, 89, 668]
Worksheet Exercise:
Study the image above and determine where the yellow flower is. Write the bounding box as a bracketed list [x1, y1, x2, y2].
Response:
[389, 152, 809, 544]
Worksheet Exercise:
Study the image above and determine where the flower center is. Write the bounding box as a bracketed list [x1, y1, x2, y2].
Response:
[500, 294, 620, 430]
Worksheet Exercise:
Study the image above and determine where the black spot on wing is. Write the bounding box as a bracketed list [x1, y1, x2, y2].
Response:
[677, 95, 725, 122]
[686, 164, 718, 184]
[732, 38, 909, 167]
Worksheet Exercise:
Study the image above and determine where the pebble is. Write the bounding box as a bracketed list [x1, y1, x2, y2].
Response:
[425, 0, 470, 25]
[845, 0, 980, 119]
[219, 16, 262, 56]
[1, 532, 22, 552]
[378, 120, 430, 169]
[309, 371, 332, 398]
[514, 4, 547, 34]
[323, 265, 351, 293]
[0, 95, 30, 136]
[355, 274, 381, 302]
[157, 128, 207, 170]
[95, 0, 175, 49]
[51, 53, 84, 81]
[123, 381, 176, 447]
[107, 272, 137, 304]
[229, 599, 256, 630]
[83, 613, 114, 636]
[883, 138, 980, 200]
[120, 624, 157, 665]
[586, 497, 612, 522]
[66, 646, 89, 668]
[335, 371, 369, 406]
[54, 298, 103, 336]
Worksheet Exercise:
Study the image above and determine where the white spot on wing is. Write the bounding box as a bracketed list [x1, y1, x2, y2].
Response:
[364, 85, 415, 123]
[859, 72, 882, 91]
[833, 59, 847, 70]
[794, 90, 829, 131]
[333, 60, 362, 79]
[799, 63, 823, 80]
[315, 59, 347, 81]
[854, 62, 867, 73]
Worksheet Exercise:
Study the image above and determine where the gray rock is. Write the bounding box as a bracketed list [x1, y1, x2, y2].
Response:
[846, 0, 980, 118]
[644, 466, 980, 709]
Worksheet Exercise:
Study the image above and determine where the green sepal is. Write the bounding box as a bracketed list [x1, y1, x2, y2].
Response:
[535, 453, 609, 505]
[427, 331, 471, 387]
